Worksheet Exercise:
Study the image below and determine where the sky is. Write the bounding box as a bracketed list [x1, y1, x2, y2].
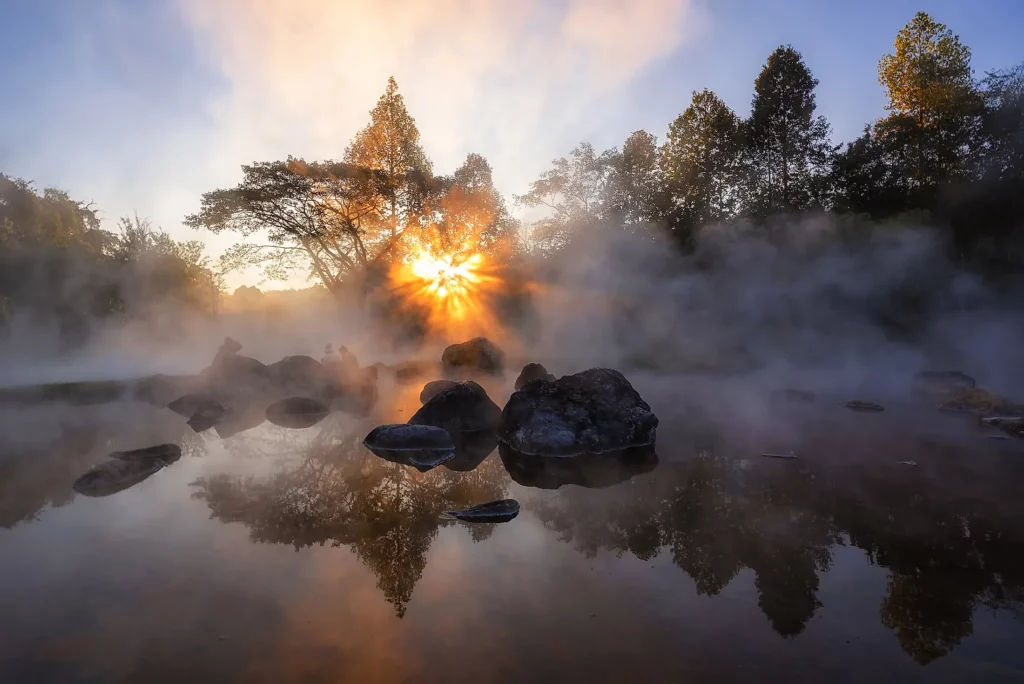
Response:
[1, 0, 1022, 290]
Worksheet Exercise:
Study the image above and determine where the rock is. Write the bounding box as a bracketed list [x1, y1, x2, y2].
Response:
[498, 368, 658, 456]
[265, 397, 330, 429]
[442, 337, 505, 377]
[109, 444, 181, 464]
[409, 381, 502, 434]
[981, 415, 1024, 439]
[939, 388, 1021, 415]
[499, 443, 658, 489]
[445, 430, 498, 472]
[420, 380, 459, 404]
[363, 424, 456, 472]
[168, 393, 223, 418]
[187, 402, 228, 433]
[267, 356, 328, 393]
[914, 370, 976, 398]
[446, 499, 520, 523]
[515, 363, 555, 390]
[843, 400, 885, 412]
[364, 424, 456, 451]
[73, 458, 166, 497]
[213, 401, 269, 438]
[761, 452, 798, 460]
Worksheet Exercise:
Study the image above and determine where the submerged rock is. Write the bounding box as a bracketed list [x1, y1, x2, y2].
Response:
[266, 397, 330, 429]
[843, 400, 885, 412]
[914, 370, 976, 399]
[447, 499, 520, 523]
[109, 444, 181, 464]
[499, 368, 658, 456]
[514, 363, 555, 390]
[73, 458, 166, 497]
[499, 443, 658, 489]
[420, 380, 459, 404]
[442, 337, 505, 377]
[409, 381, 503, 434]
[939, 388, 1021, 415]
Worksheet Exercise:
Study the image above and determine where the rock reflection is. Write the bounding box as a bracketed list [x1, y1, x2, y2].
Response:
[190, 420, 510, 618]
[499, 443, 658, 489]
[529, 450, 1024, 662]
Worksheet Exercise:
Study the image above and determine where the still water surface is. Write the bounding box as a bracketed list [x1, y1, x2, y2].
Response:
[1, 372, 1023, 683]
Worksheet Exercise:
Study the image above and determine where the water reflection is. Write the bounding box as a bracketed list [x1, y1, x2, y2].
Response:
[190, 418, 510, 617]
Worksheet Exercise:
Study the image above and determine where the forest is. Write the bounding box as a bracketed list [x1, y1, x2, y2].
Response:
[2, 11, 1022, 349]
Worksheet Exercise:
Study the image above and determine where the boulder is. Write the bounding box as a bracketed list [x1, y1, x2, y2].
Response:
[213, 401, 268, 438]
[267, 356, 328, 393]
[498, 368, 658, 456]
[442, 337, 505, 377]
[514, 363, 555, 390]
[167, 392, 223, 418]
[408, 381, 502, 434]
[73, 458, 166, 497]
[266, 397, 330, 429]
[420, 380, 459, 404]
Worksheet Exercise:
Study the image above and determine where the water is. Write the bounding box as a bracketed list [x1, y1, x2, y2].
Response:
[1, 372, 1023, 683]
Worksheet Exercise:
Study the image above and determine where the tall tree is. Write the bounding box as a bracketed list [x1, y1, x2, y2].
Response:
[877, 12, 982, 193]
[606, 130, 666, 233]
[746, 46, 834, 216]
[517, 142, 617, 251]
[660, 90, 743, 241]
[344, 77, 433, 243]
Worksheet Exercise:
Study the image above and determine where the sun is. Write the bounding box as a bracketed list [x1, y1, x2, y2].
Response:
[390, 249, 500, 336]
[409, 252, 482, 300]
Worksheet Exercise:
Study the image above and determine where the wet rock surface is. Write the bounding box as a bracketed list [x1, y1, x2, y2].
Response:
[447, 499, 520, 523]
[499, 368, 658, 456]
[73, 458, 167, 497]
[499, 443, 658, 489]
[514, 363, 555, 390]
[363, 424, 456, 472]
[266, 397, 330, 429]
[420, 380, 459, 405]
[109, 444, 181, 464]
[409, 381, 503, 434]
[442, 337, 505, 377]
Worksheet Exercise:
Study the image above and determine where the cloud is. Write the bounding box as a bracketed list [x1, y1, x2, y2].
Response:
[178, 0, 704, 198]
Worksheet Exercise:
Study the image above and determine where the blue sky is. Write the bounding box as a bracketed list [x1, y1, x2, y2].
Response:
[2, 0, 1021, 288]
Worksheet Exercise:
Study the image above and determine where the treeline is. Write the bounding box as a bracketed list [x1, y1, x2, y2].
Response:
[522, 12, 1024, 276]
[0, 176, 220, 349]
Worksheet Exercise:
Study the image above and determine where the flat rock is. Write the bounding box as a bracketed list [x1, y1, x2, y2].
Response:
[73, 458, 166, 497]
[408, 381, 502, 434]
[446, 499, 520, 523]
[109, 444, 181, 464]
[442, 338, 505, 377]
[364, 424, 455, 451]
[420, 380, 459, 404]
[843, 400, 885, 412]
[499, 368, 658, 456]
[514, 363, 555, 390]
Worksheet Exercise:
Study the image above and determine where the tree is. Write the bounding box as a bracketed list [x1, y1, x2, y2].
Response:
[517, 142, 617, 251]
[746, 46, 835, 216]
[344, 77, 434, 244]
[877, 12, 983, 192]
[660, 90, 743, 241]
[605, 130, 666, 233]
[980, 63, 1024, 181]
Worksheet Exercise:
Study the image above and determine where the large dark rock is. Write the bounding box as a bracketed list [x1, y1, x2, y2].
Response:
[499, 443, 658, 489]
[73, 458, 166, 497]
[409, 381, 502, 434]
[267, 356, 328, 393]
[420, 380, 459, 404]
[499, 368, 658, 456]
[447, 499, 520, 523]
[514, 363, 555, 390]
[109, 444, 181, 464]
[442, 338, 505, 377]
[266, 397, 330, 429]
[167, 392, 223, 418]
[201, 338, 271, 392]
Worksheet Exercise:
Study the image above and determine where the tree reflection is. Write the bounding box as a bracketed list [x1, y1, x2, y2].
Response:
[190, 419, 509, 617]
[528, 449, 1024, 659]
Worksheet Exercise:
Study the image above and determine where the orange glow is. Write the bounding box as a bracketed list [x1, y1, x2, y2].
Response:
[390, 247, 502, 338]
